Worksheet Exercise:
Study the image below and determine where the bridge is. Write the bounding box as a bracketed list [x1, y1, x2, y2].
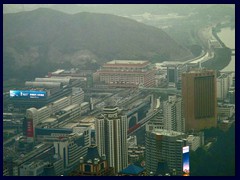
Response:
[139, 87, 181, 94]
[125, 100, 151, 129]
[127, 109, 160, 136]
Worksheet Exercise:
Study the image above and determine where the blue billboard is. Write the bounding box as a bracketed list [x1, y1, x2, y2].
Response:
[182, 146, 190, 176]
[10, 90, 47, 99]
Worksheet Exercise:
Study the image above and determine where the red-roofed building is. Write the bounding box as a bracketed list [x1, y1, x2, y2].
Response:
[94, 60, 155, 88]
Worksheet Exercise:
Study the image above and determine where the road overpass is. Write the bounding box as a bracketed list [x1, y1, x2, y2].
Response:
[139, 87, 181, 94]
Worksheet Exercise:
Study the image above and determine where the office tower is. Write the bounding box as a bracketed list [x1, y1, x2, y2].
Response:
[163, 95, 185, 132]
[182, 69, 217, 132]
[95, 106, 128, 174]
[145, 129, 187, 176]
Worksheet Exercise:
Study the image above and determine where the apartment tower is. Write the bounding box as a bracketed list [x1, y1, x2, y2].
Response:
[95, 106, 128, 174]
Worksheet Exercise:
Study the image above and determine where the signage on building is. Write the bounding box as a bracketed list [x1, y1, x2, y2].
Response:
[182, 146, 190, 176]
[10, 90, 47, 99]
[27, 119, 34, 137]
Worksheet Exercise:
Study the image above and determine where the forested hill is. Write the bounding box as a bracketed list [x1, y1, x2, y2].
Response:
[3, 8, 193, 80]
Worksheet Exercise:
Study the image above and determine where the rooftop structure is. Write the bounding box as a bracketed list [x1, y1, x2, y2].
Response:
[119, 164, 145, 176]
[150, 129, 184, 137]
[104, 60, 149, 67]
[78, 145, 115, 176]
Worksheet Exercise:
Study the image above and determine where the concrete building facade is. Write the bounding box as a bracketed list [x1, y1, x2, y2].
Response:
[163, 95, 185, 132]
[182, 69, 217, 131]
[94, 60, 155, 88]
[145, 129, 186, 176]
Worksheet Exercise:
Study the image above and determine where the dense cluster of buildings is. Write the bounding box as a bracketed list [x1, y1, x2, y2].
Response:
[3, 59, 235, 176]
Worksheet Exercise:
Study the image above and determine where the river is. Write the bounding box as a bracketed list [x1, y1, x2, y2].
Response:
[217, 28, 235, 72]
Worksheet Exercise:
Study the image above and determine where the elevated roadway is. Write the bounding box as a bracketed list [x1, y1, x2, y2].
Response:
[127, 109, 160, 136]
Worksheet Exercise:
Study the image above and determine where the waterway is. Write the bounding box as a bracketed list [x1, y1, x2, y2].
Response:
[217, 28, 235, 72]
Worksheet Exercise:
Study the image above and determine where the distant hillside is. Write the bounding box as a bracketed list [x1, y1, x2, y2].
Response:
[3, 8, 193, 80]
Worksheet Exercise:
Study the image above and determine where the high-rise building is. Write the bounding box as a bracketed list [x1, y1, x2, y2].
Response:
[95, 106, 128, 174]
[167, 66, 178, 87]
[182, 69, 217, 131]
[217, 73, 234, 101]
[217, 74, 229, 100]
[163, 95, 185, 132]
[145, 129, 187, 176]
[164, 63, 188, 88]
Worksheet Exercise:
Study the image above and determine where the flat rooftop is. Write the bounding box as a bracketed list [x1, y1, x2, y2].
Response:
[80, 116, 95, 123]
[152, 129, 184, 137]
[52, 69, 65, 75]
[41, 117, 57, 123]
[107, 60, 148, 65]
[183, 69, 215, 74]
[62, 122, 79, 129]
[62, 104, 79, 112]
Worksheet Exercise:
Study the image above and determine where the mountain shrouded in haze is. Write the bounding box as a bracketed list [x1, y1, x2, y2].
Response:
[3, 8, 193, 80]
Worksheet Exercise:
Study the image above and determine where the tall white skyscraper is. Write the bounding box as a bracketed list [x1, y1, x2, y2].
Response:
[95, 106, 128, 174]
[163, 95, 185, 132]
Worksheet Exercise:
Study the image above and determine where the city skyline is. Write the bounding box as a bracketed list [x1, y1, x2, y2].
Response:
[3, 4, 235, 176]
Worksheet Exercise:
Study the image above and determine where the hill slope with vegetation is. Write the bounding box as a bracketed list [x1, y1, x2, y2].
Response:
[3, 8, 193, 80]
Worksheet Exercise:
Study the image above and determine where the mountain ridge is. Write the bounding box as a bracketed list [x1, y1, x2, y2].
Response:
[3, 8, 193, 80]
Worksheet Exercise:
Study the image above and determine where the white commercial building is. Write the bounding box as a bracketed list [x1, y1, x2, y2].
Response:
[53, 130, 90, 171]
[25, 88, 85, 142]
